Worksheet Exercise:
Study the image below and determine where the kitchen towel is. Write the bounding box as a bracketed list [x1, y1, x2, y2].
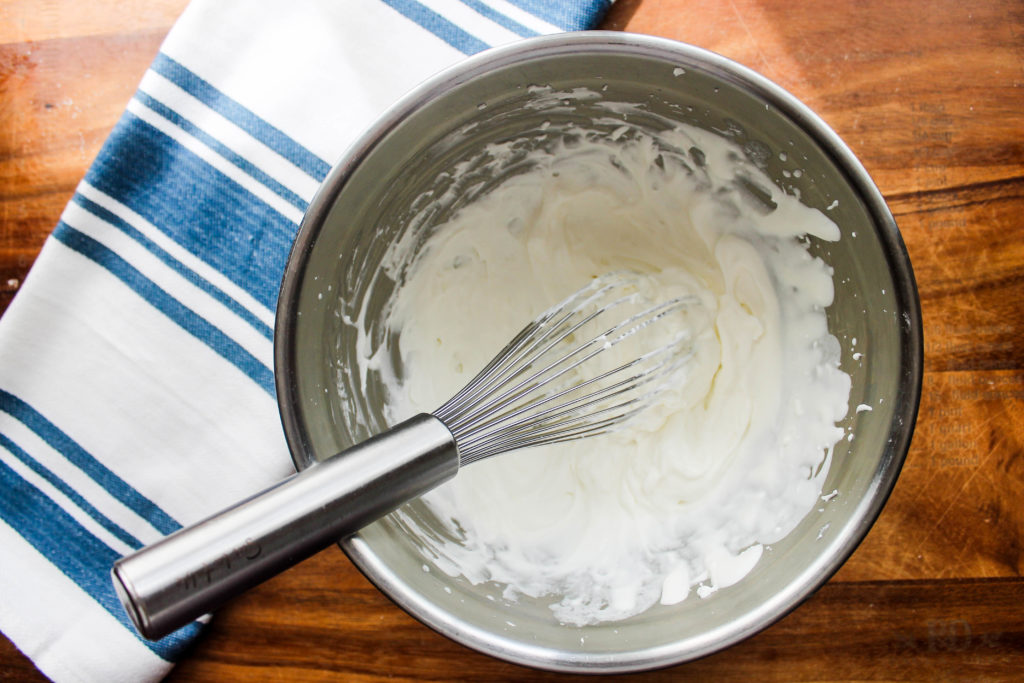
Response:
[0, 1, 611, 680]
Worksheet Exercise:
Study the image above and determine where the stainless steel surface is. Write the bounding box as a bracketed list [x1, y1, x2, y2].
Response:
[112, 414, 458, 640]
[274, 32, 922, 673]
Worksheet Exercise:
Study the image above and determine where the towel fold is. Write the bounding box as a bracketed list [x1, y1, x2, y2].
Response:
[0, 1, 610, 680]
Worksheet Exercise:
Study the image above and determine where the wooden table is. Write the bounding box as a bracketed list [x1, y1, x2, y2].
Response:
[2, 0, 1022, 680]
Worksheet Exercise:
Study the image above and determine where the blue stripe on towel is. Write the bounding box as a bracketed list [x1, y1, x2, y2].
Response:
[503, 0, 610, 31]
[0, 433, 143, 549]
[457, 0, 538, 37]
[51, 223, 276, 396]
[381, 0, 491, 54]
[0, 389, 181, 536]
[70, 193, 273, 342]
[133, 91, 310, 214]
[150, 53, 331, 182]
[85, 112, 297, 312]
[0, 458, 201, 661]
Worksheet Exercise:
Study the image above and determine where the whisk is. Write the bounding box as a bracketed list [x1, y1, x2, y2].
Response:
[112, 272, 696, 640]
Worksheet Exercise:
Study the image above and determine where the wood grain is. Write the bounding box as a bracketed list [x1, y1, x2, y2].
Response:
[1, 0, 1022, 680]
[0, 0, 182, 312]
[171, 552, 1024, 682]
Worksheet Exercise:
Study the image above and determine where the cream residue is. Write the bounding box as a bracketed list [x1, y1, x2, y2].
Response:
[368, 102, 851, 626]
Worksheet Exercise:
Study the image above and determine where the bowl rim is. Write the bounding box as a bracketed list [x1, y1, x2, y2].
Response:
[273, 30, 924, 674]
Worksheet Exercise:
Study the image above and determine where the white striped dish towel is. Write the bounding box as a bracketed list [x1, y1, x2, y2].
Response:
[0, 1, 610, 680]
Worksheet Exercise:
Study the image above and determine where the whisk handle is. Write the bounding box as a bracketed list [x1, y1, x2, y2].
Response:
[111, 413, 458, 641]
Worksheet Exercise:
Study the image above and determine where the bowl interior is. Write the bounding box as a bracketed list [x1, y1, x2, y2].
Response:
[276, 34, 920, 672]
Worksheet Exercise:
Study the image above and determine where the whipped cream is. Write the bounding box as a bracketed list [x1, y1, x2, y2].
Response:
[360, 93, 851, 626]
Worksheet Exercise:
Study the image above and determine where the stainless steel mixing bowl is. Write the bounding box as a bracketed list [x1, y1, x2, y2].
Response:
[274, 32, 922, 673]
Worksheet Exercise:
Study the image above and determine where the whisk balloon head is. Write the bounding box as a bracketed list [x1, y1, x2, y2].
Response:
[434, 272, 698, 465]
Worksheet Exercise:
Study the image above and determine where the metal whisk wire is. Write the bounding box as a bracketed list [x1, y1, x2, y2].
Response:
[434, 274, 696, 465]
